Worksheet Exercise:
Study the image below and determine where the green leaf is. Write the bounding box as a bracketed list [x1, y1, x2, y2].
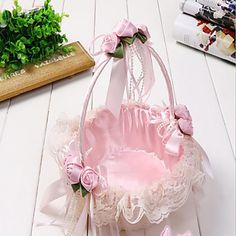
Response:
[2, 10, 11, 22]
[1, 52, 9, 61]
[0, 0, 69, 72]
[44, 0, 51, 9]
[32, 46, 40, 55]
[0, 61, 6, 67]
[9, 62, 21, 70]
[18, 54, 28, 64]
[19, 36, 30, 45]
[16, 40, 26, 51]
[71, 183, 81, 193]
[109, 42, 124, 58]
[0, 11, 7, 28]
[80, 185, 89, 198]
[71, 183, 89, 197]
[28, 18, 34, 24]
[136, 32, 147, 44]
[121, 35, 137, 45]
[63, 45, 74, 53]
[13, 0, 22, 15]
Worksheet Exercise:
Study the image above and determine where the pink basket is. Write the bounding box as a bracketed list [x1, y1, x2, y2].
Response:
[41, 20, 211, 236]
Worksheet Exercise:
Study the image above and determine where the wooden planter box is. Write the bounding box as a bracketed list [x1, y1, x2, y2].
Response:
[0, 41, 95, 102]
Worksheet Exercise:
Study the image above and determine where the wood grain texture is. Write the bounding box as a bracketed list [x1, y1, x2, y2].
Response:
[0, 1, 58, 236]
[206, 56, 236, 155]
[0, 42, 94, 102]
[31, 1, 96, 236]
[0, 0, 9, 140]
[158, 0, 235, 235]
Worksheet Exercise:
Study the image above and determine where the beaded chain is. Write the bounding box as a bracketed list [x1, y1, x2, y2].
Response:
[127, 42, 145, 102]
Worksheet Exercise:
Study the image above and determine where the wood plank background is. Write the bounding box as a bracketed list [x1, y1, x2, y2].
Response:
[0, 42, 94, 102]
[0, 0, 235, 235]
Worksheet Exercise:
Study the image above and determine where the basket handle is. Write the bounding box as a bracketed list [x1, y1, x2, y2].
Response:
[79, 21, 177, 160]
[79, 46, 175, 161]
[148, 45, 175, 115]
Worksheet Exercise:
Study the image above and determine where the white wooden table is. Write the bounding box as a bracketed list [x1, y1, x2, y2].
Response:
[0, 0, 235, 236]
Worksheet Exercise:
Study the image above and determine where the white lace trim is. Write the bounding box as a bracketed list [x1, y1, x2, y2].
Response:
[48, 109, 205, 228]
[93, 137, 205, 227]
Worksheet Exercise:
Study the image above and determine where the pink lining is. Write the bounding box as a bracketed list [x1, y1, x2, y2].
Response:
[82, 104, 181, 191]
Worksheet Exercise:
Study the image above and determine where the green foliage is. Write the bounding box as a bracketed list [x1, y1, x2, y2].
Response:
[71, 183, 89, 197]
[0, 0, 71, 72]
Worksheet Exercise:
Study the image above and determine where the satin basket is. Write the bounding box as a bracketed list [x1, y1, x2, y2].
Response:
[41, 19, 211, 236]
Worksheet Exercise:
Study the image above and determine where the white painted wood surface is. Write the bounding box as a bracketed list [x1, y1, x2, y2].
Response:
[0, 0, 235, 235]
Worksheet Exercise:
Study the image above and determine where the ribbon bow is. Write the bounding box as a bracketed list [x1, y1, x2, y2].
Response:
[149, 105, 194, 156]
[40, 140, 100, 236]
[150, 105, 213, 178]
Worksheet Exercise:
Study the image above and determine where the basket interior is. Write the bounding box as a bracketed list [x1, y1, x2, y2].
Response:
[83, 103, 182, 191]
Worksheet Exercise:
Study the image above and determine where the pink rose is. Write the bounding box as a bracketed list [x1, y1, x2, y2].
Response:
[66, 162, 83, 184]
[178, 118, 193, 136]
[101, 33, 120, 53]
[137, 24, 150, 39]
[113, 19, 138, 37]
[174, 104, 193, 135]
[81, 167, 99, 192]
[174, 104, 192, 121]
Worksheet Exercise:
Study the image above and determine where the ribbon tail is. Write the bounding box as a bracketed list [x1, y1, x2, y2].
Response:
[72, 195, 89, 236]
[109, 222, 120, 236]
[165, 129, 183, 156]
[40, 178, 68, 215]
[106, 57, 127, 118]
[89, 194, 97, 236]
[193, 138, 214, 179]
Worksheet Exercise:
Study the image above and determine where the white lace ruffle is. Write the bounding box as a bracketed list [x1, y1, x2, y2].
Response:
[93, 137, 205, 227]
[48, 111, 205, 229]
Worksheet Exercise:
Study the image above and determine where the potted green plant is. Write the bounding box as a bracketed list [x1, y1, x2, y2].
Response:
[0, 0, 94, 101]
[0, 0, 73, 72]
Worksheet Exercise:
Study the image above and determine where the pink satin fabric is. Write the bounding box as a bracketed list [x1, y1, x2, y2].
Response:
[83, 104, 181, 190]
[99, 149, 168, 192]
[161, 225, 192, 236]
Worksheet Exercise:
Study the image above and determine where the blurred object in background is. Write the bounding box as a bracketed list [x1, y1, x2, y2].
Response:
[174, 0, 236, 63]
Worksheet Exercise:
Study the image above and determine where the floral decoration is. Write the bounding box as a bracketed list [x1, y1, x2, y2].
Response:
[174, 105, 193, 136]
[64, 142, 99, 197]
[101, 19, 150, 58]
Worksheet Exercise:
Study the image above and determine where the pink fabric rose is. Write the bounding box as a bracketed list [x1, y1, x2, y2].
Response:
[178, 118, 193, 136]
[66, 162, 83, 184]
[81, 166, 99, 192]
[113, 19, 138, 37]
[137, 24, 151, 39]
[174, 105, 193, 135]
[101, 33, 120, 53]
[174, 104, 192, 121]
